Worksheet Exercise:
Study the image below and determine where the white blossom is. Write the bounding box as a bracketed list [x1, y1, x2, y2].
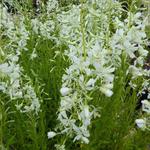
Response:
[47, 131, 57, 139]
[47, 0, 58, 13]
[141, 100, 150, 113]
[100, 84, 113, 97]
[135, 119, 146, 129]
[60, 87, 71, 96]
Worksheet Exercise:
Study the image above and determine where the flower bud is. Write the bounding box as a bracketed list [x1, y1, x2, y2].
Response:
[135, 119, 146, 129]
[47, 131, 57, 139]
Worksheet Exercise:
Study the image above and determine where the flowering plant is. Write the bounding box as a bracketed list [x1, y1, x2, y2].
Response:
[0, 0, 150, 150]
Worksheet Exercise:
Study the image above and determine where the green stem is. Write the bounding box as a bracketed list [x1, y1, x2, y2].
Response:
[80, 2, 86, 60]
[0, 95, 5, 150]
[148, 1, 150, 25]
[0, 103, 2, 149]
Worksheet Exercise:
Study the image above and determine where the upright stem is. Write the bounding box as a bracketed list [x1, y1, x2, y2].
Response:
[80, 2, 86, 60]
[0, 103, 2, 150]
[148, 1, 150, 25]
[0, 97, 5, 150]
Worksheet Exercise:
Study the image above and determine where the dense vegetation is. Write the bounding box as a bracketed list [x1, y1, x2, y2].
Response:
[0, 0, 150, 150]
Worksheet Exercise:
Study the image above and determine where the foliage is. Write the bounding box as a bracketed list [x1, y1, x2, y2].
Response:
[0, 0, 150, 150]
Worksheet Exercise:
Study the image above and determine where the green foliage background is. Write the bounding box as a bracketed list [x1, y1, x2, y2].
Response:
[0, 0, 150, 150]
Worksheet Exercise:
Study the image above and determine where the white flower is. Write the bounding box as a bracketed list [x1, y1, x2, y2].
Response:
[31, 18, 40, 34]
[60, 87, 71, 96]
[0, 63, 11, 74]
[129, 65, 143, 78]
[141, 100, 150, 113]
[81, 136, 89, 144]
[79, 105, 91, 127]
[84, 106, 90, 118]
[47, 131, 57, 139]
[135, 119, 146, 129]
[47, 0, 58, 13]
[73, 125, 90, 144]
[100, 88, 113, 97]
[86, 78, 96, 90]
[60, 96, 73, 110]
[100, 84, 113, 97]
[55, 144, 65, 150]
[10, 55, 19, 62]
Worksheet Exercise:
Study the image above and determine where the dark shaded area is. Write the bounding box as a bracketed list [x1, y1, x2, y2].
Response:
[2, 1, 17, 13]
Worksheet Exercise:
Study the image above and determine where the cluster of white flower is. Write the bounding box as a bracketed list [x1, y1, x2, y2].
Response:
[31, 18, 55, 40]
[0, 5, 40, 114]
[110, 12, 148, 67]
[47, 0, 150, 147]
[46, 0, 58, 13]
[109, 9, 150, 132]
[1, 0, 150, 148]
[135, 78, 150, 131]
[1, 5, 29, 48]
[0, 58, 41, 115]
[0, 56, 22, 99]
[135, 99, 150, 131]
[31, 0, 58, 41]
[57, 5, 80, 42]
[48, 0, 119, 145]
[109, 2, 150, 132]
[0, 4, 13, 29]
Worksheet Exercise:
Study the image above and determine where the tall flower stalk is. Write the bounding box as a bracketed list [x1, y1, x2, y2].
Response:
[47, 0, 150, 149]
